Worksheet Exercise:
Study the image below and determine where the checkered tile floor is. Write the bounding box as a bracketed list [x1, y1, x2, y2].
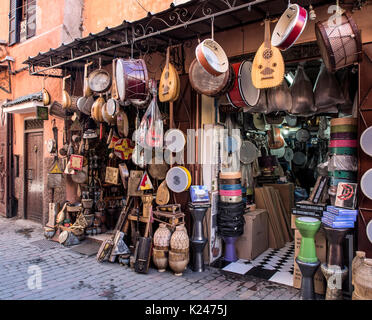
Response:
[222, 242, 295, 287]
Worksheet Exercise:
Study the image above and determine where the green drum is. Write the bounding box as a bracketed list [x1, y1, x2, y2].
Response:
[330, 124, 357, 133]
[328, 170, 357, 180]
[329, 147, 357, 155]
[295, 217, 321, 263]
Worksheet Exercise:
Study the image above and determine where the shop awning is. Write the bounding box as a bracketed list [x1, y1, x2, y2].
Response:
[2, 92, 43, 114]
[23, 0, 337, 77]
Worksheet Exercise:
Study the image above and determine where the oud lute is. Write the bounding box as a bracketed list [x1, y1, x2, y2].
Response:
[252, 19, 285, 89]
[159, 47, 179, 102]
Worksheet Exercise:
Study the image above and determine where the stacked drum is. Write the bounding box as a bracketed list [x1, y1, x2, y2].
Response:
[217, 172, 245, 263]
[328, 118, 358, 203]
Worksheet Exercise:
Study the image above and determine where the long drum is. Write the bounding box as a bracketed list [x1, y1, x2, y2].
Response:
[116, 59, 149, 102]
[315, 11, 362, 72]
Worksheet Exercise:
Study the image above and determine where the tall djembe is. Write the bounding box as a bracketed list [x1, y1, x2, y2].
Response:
[295, 217, 321, 300]
[321, 226, 349, 300]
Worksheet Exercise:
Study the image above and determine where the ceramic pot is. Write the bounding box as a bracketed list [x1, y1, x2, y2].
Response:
[169, 250, 189, 276]
[321, 264, 348, 300]
[152, 248, 168, 272]
[352, 251, 366, 285]
[352, 253, 372, 300]
[170, 224, 189, 252]
[153, 223, 172, 250]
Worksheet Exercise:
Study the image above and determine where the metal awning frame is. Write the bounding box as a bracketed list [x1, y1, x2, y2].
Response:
[24, 0, 340, 78]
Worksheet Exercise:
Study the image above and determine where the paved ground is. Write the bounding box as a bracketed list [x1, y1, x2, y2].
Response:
[0, 216, 302, 300]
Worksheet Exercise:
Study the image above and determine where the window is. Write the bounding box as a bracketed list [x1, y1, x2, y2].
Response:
[9, 0, 36, 46]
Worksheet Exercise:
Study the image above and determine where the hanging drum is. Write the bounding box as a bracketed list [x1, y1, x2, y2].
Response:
[189, 59, 234, 97]
[315, 11, 362, 73]
[166, 166, 192, 193]
[195, 39, 229, 76]
[116, 59, 149, 103]
[227, 61, 260, 109]
[164, 129, 186, 153]
[271, 3, 308, 51]
[114, 138, 135, 160]
[240, 141, 258, 165]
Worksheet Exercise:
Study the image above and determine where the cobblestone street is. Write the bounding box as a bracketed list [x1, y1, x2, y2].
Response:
[0, 217, 301, 300]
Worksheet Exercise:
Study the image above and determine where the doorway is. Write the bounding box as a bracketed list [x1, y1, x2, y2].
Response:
[25, 129, 44, 223]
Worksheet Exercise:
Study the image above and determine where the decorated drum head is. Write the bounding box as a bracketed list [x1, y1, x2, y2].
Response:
[196, 39, 229, 76]
[296, 128, 310, 142]
[114, 138, 135, 160]
[361, 168, 372, 200]
[164, 129, 186, 153]
[360, 126, 372, 157]
[107, 98, 119, 117]
[116, 111, 129, 137]
[166, 166, 191, 193]
[284, 147, 294, 161]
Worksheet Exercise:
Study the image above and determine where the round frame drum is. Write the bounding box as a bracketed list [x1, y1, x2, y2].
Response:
[360, 126, 372, 157]
[361, 168, 372, 200]
[272, 4, 308, 51]
[315, 11, 362, 72]
[227, 61, 260, 108]
[166, 166, 192, 193]
[195, 39, 229, 76]
[116, 59, 148, 103]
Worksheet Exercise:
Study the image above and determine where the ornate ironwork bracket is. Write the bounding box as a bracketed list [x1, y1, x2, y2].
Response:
[0, 58, 13, 94]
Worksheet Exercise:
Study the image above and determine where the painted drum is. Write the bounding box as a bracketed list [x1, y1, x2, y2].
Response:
[219, 184, 242, 191]
[329, 147, 357, 155]
[271, 4, 308, 51]
[166, 166, 192, 193]
[330, 124, 357, 133]
[361, 168, 372, 200]
[219, 178, 241, 185]
[219, 189, 242, 197]
[195, 39, 229, 76]
[219, 172, 242, 180]
[329, 139, 358, 148]
[330, 118, 358, 126]
[227, 61, 260, 108]
[328, 170, 357, 180]
[360, 126, 372, 157]
[330, 132, 357, 140]
[219, 195, 243, 203]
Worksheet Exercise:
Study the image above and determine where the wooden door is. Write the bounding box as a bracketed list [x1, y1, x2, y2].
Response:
[25, 131, 44, 223]
[0, 112, 11, 217]
[358, 42, 372, 258]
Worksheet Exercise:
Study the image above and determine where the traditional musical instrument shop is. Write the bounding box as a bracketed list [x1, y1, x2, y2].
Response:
[23, 0, 372, 300]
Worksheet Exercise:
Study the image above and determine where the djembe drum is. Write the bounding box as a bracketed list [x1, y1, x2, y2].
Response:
[189, 202, 210, 272]
[321, 226, 349, 300]
[295, 217, 321, 300]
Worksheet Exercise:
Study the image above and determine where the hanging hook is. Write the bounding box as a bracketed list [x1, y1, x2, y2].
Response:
[211, 16, 215, 40]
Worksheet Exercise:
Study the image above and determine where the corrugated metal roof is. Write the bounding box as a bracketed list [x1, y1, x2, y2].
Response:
[3, 92, 43, 107]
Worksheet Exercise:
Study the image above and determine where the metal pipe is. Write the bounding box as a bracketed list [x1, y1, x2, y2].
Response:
[29, 0, 271, 76]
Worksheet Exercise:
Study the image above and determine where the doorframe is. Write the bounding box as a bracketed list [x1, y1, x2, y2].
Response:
[23, 118, 44, 221]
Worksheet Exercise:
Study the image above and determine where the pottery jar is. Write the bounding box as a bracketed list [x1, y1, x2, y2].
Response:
[353, 254, 372, 300]
[169, 250, 189, 276]
[352, 251, 366, 285]
[170, 224, 189, 252]
[153, 223, 172, 250]
[152, 248, 169, 272]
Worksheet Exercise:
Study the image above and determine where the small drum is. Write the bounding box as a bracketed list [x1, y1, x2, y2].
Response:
[240, 140, 258, 164]
[114, 138, 135, 160]
[329, 147, 357, 155]
[329, 140, 357, 148]
[227, 61, 260, 108]
[166, 166, 192, 193]
[195, 39, 229, 76]
[315, 11, 362, 73]
[361, 168, 372, 200]
[189, 59, 234, 97]
[164, 129, 186, 153]
[360, 126, 372, 157]
[219, 172, 241, 180]
[116, 59, 149, 102]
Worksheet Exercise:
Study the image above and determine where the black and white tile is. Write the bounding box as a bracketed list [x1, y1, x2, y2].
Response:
[222, 242, 295, 286]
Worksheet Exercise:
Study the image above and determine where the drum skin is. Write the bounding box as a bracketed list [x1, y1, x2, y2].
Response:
[116, 59, 148, 102]
[315, 11, 362, 72]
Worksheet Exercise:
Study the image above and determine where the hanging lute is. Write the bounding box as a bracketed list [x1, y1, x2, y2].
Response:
[252, 19, 285, 89]
[159, 46, 179, 102]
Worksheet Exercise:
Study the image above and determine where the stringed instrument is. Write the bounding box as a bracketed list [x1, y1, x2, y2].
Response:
[267, 125, 284, 150]
[252, 19, 285, 89]
[159, 47, 179, 102]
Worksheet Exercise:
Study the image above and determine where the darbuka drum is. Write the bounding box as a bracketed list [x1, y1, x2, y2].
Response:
[227, 61, 260, 109]
[315, 11, 362, 72]
[295, 217, 321, 263]
[116, 59, 148, 102]
[189, 59, 234, 97]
